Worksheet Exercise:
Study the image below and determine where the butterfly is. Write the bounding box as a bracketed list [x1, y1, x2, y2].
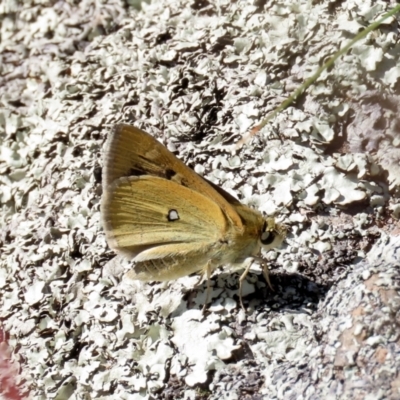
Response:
[101, 124, 286, 310]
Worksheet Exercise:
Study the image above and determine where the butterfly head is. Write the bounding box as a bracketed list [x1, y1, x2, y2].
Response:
[260, 217, 287, 250]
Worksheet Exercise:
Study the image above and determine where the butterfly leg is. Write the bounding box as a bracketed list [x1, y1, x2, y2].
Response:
[253, 256, 274, 291]
[201, 261, 212, 314]
[262, 263, 274, 291]
[194, 270, 206, 288]
[238, 258, 254, 310]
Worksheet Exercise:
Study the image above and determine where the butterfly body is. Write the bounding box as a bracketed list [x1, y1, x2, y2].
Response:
[101, 124, 285, 305]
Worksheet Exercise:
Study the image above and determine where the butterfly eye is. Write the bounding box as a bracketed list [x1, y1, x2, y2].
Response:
[167, 209, 179, 221]
[260, 220, 277, 245]
[261, 230, 276, 245]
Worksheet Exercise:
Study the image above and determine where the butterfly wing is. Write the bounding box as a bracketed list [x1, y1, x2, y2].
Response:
[102, 124, 244, 229]
[102, 174, 228, 259]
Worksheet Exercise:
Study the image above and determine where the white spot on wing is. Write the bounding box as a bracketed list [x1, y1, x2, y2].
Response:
[168, 209, 179, 221]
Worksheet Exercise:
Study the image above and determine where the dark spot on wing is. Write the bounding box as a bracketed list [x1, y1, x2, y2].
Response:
[165, 168, 176, 179]
[129, 167, 145, 176]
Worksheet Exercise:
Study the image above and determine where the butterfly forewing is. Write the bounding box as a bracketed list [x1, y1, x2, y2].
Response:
[102, 124, 243, 229]
[101, 175, 228, 258]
